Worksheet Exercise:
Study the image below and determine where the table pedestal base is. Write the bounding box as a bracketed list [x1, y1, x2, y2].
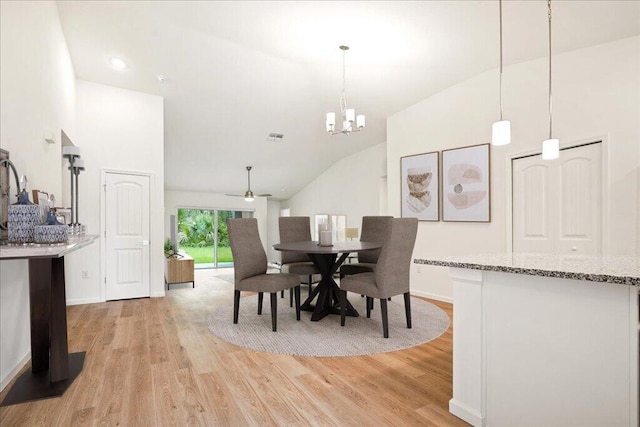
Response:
[302, 253, 359, 321]
[1, 352, 85, 406]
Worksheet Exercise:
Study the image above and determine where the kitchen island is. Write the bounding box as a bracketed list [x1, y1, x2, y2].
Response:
[415, 254, 639, 427]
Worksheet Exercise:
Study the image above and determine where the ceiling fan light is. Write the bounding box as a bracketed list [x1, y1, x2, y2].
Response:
[244, 196, 255, 202]
[356, 114, 365, 129]
[542, 138, 559, 160]
[491, 120, 511, 146]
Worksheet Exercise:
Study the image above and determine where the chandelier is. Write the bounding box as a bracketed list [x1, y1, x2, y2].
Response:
[326, 46, 365, 135]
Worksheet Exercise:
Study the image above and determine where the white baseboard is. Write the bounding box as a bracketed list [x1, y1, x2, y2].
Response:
[152, 290, 166, 298]
[411, 289, 453, 304]
[0, 352, 30, 392]
[449, 398, 483, 427]
[66, 297, 103, 306]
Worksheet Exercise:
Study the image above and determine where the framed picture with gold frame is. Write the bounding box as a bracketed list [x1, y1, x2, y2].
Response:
[400, 151, 440, 221]
[441, 143, 491, 222]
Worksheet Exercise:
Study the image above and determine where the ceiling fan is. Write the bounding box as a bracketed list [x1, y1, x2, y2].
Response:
[226, 166, 272, 202]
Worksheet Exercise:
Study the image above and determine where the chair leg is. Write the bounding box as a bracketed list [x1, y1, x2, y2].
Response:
[366, 296, 373, 318]
[404, 292, 412, 329]
[380, 298, 389, 338]
[280, 290, 284, 298]
[339, 290, 347, 326]
[233, 290, 241, 324]
[270, 292, 277, 332]
[289, 287, 293, 307]
[257, 292, 263, 315]
[308, 275, 313, 296]
[294, 286, 301, 321]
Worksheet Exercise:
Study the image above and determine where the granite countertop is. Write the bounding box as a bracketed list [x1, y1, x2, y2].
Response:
[414, 253, 640, 286]
[0, 234, 98, 260]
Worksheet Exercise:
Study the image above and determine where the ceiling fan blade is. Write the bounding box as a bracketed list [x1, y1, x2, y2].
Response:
[257, 194, 272, 197]
[225, 194, 245, 197]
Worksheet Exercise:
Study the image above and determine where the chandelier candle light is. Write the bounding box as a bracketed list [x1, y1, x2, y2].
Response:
[326, 46, 365, 136]
[542, 0, 559, 160]
[492, 0, 511, 146]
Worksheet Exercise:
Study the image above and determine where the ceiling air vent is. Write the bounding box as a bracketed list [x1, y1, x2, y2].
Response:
[266, 133, 284, 142]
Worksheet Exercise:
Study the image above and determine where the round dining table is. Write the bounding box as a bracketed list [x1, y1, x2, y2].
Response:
[273, 240, 381, 321]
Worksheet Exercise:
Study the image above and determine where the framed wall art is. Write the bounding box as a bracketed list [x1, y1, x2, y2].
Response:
[442, 143, 491, 222]
[400, 151, 439, 221]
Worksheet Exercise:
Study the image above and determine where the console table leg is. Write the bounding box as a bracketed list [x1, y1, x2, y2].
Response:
[28, 259, 51, 373]
[50, 257, 69, 383]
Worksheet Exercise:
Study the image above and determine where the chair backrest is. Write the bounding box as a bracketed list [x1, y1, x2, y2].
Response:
[278, 216, 312, 264]
[358, 216, 393, 264]
[227, 218, 267, 284]
[374, 218, 418, 295]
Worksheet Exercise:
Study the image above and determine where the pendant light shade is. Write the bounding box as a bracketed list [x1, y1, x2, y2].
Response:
[542, 138, 559, 160]
[491, 0, 511, 146]
[492, 120, 511, 146]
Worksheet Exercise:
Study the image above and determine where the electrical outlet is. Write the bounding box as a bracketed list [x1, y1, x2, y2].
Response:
[81, 271, 89, 279]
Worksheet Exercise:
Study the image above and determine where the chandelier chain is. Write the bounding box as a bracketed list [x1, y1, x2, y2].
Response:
[340, 48, 347, 114]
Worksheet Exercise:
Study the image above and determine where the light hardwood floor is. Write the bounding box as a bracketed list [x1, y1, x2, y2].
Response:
[0, 269, 468, 426]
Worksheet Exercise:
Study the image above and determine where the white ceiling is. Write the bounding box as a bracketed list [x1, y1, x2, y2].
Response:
[56, 1, 640, 200]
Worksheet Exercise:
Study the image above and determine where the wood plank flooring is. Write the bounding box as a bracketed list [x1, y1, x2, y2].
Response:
[0, 269, 468, 426]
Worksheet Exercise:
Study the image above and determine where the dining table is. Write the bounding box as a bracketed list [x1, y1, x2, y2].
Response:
[273, 240, 381, 321]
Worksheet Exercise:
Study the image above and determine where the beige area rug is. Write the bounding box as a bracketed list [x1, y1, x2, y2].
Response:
[206, 293, 450, 357]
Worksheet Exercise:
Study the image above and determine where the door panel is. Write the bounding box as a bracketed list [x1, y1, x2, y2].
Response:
[513, 143, 602, 254]
[513, 163, 553, 252]
[106, 173, 150, 300]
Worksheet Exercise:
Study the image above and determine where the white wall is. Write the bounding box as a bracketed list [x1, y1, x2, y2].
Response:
[388, 36, 640, 302]
[0, 1, 77, 389]
[65, 81, 165, 303]
[164, 190, 269, 257]
[282, 142, 387, 229]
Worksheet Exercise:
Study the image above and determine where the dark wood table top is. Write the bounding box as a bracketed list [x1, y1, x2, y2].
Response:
[273, 240, 380, 255]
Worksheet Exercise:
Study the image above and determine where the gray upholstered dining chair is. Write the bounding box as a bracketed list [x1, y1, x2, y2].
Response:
[339, 218, 418, 338]
[278, 216, 320, 306]
[227, 218, 301, 332]
[339, 216, 393, 279]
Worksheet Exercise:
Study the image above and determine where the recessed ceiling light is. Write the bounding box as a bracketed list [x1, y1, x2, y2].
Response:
[110, 57, 126, 69]
[157, 75, 167, 84]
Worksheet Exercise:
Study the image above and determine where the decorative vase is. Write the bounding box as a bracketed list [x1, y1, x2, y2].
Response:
[8, 204, 40, 243]
[34, 224, 68, 244]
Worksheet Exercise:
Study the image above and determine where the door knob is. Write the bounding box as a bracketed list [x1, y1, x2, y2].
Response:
[142, 240, 150, 246]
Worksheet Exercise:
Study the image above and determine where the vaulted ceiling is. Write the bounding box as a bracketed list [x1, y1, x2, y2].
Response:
[56, 1, 640, 200]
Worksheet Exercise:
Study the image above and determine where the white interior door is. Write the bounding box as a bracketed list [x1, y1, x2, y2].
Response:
[513, 143, 602, 254]
[105, 172, 150, 300]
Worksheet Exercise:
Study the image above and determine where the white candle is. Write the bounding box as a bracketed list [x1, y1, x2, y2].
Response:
[320, 230, 332, 246]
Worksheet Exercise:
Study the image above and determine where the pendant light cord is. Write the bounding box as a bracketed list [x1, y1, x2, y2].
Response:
[499, 0, 503, 121]
[548, 0, 553, 140]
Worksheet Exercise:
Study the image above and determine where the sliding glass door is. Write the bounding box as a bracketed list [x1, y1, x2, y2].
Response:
[177, 208, 252, 268]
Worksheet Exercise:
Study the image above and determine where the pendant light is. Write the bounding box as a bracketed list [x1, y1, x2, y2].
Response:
[542, 0, 559, 160]
[492, 0, 511, 146]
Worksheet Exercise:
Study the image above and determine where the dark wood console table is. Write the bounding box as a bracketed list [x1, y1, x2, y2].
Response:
[0, 235, 97, 406]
